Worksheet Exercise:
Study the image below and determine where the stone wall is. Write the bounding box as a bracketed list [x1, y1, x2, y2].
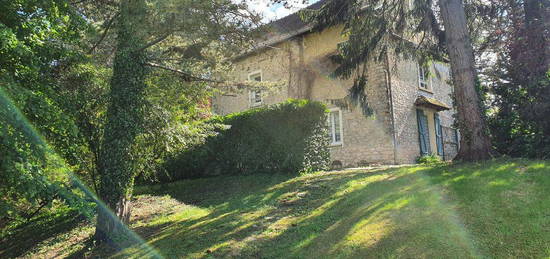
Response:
[213, 27, 396, 167]
[213, 26, 457, 166]
[212, 40, 292, 115]
[388, 54, 457, 164]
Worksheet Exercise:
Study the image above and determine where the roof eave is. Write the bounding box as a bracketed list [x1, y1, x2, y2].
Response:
[233, 25, 314, 61]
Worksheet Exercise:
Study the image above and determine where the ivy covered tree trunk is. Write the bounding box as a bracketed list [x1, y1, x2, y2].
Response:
[94, 0, 148, 242]
[439, 0, 494, 161]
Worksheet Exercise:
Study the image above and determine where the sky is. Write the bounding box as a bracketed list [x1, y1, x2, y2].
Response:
[244, 0, 320, 23]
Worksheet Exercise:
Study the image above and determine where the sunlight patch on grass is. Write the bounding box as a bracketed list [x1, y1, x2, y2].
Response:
[488, 179, 509, 186]
[527, 162, 547, 171]
[133, 197, 211, 229]
[330, 218, 393, 255]
[380, 197, 411, 211]
[451, 174, 466, 182]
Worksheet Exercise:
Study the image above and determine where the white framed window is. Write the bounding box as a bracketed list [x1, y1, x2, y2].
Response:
[248, 71, 262, 107]
[327, 108, 343, 145]
[249, 89, 262, 106]
[417, 62, 431, 91]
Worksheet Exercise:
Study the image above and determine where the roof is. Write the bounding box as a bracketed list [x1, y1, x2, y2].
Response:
[414, 95, 451, 111]
[266, 0, 327, 34]
[235, 0, 328, 59]
[237, 0, 448, 62]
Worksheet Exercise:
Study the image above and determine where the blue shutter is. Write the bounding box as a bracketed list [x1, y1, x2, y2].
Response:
[434, 113, 443, 156]
[416, 109, 431, 155]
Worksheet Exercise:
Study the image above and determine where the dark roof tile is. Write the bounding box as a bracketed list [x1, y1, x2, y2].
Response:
[266, 0, 328, 35]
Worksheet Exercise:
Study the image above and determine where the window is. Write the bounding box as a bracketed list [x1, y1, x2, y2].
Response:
[418, 62, 430, 90]
[327, 109, 343, 145]
[249, 89, 262, 106]
[248, 71, 262, 107]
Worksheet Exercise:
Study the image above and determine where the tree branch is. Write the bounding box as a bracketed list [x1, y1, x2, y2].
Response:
[144, 62, 223, 84]
[71, 0, 118, 8]
[135, 32, 174, 53]
[88, 12, 119, 54]
[143, 62, 268, 91]
[25, 193, 59, 222]
[415, 31, 426, 51]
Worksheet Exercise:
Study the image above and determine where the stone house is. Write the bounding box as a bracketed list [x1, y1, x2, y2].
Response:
[212, 1, 459, 166]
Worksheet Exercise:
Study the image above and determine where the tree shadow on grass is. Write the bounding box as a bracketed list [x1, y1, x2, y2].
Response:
[114, 170, 380, 258]
[18, 163, 491, 259]
[15, 160, 550, 258]
[63, 173, 299, 258]
[0, 210, 85, 258]
[249, 166, 481, 259]
[110, 166, 481, 258]
[74, 161, 538, 259]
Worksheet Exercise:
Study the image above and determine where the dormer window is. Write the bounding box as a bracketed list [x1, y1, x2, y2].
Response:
[418, 62, 431, 91]
[248, 71, 262, 107]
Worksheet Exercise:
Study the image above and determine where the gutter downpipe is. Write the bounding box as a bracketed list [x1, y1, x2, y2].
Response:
[384, 52, 398, 165]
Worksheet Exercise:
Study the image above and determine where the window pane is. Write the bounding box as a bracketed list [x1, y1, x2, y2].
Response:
[418, 63, 429, 89]
[327, 110, 342, 144]
[248, 73, 262, 106]
[333, 111, 341, 142]
[254, 90, 261, 103]
[327, 112, 334, 142]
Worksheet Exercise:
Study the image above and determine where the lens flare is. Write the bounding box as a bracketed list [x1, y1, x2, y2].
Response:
[0, 86, 164, 258]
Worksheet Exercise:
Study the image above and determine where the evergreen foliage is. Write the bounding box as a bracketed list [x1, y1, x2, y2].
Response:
[476, 0, 550, 158]
[162, 99, 330, 181]
[300, 0, 445, 117]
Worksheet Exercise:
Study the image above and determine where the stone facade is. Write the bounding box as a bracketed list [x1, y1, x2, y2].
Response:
[213, 25, 458, 166]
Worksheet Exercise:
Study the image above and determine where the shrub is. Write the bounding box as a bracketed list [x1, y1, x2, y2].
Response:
[162, 99, 330, 181]
[416, 154, 443, 165]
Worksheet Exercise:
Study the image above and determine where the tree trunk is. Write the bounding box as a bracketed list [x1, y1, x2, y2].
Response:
[518, 0, 550, 134]
[94, 0, 148, 243]
[544, 0, 550, 71]
[438, 0, 494, 161]
[94, 196, 132, 242]
[523, 0, 549, 85]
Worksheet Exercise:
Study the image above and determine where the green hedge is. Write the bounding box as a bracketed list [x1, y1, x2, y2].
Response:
[162, 99, 330, 181]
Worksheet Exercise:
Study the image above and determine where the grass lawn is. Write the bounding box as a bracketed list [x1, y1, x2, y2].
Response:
[3, 158, 550, 258]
